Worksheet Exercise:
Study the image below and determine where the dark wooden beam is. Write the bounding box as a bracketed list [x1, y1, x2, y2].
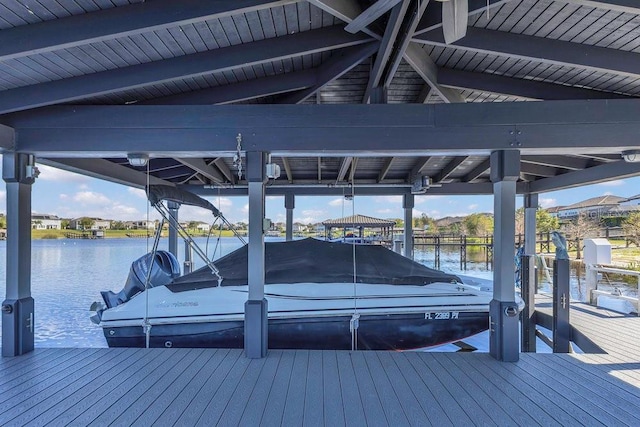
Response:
[0, 26, 371, 114]
[0, 0, 296, 62]
[345, 0, 402, 34]
[363, 1, 411, 103]
[415, 26, 640, 79]
[434, 156, 468, 183]
[282, 157, 293, 183]
[278, 42, 379, 104]
[462, 158, 490, 182]
[377, 157, 395, 182]
[438, 68, 631, 100]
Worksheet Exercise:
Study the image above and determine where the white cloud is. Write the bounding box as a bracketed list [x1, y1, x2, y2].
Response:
[241, 203, 249, 214]
[468, 204, 479, 210]
[539, 198, 556, 208]
[328, 197, 349, 207]
[36, 164, 90, 183]
[78, 183, 89, 190]
[596, 180, 625, 187]
[373, 195, 402, 204]
[73, 191, 111, 205]
[0, 190, 5, 202]
[59, 194, 69, 200]
[376, 208, 395, 215]
[127, 187, 147, 199]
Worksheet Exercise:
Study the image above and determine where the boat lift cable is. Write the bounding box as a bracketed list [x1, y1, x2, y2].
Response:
[142, 217, 165, 348]
[153, 201, 223, 285]
[349, 181, 360, 351]
[143, 162, 152, 349]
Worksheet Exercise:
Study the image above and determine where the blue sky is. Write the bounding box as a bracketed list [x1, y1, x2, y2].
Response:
[0, 162, 639, 224]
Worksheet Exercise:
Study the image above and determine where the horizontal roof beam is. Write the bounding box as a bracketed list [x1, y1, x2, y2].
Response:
[414, 26, 640, 78]
[415, 0, 511, 35]
[7, 100, 640, 155]
[143, 69, 316, 105]
[38, 158, 172, 188]
[0, 26, 371, 114]
[186, 181, 529, 196]
[553, 1, 640, 15]
[438, 68, 631, 100]
[0, 0, 294, 62]
[0, 124, 15, 150]
[529, 160, 640, 193]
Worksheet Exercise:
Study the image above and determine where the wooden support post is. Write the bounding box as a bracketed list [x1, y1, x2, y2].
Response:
[2, 153, 35, 357]
[403, 194, 414, 259]
[553, 258, 571, 353]
[489, 150, 520, 362]
[167, 201, 179, 258]
[284, 193, 294, 242]
[245, 151, 268, 358]
[522, 194, 538, 352]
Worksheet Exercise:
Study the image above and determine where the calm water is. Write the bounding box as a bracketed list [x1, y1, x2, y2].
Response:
[0, 237, 610, 349]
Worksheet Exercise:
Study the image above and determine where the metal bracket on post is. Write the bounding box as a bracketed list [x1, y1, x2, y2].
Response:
[553, 258, 571, 353]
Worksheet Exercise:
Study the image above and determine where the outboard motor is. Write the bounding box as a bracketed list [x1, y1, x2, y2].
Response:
[100, 250, 180, 309]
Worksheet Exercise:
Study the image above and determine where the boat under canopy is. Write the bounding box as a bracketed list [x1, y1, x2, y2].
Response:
[91, 186, 515, 351]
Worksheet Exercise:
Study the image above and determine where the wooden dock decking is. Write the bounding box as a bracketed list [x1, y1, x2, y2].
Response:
[1, 302, 639, 426]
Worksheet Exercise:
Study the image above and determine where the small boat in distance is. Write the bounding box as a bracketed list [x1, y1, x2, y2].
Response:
[90, 185, 523, 351]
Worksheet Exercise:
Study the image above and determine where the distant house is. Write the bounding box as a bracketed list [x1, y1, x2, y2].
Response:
[195, 222, 210, 232]
[69, 217, 111, 230]
[292, 223, 306, 233]
[555, 195, 626, 220]
[31, 214, 62, 230]
[128, 220, 156, 230]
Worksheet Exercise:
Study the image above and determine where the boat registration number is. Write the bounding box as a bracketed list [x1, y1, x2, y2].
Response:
[425, 312, 459, 320]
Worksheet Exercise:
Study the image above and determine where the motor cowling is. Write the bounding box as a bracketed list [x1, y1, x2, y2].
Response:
[100, 251, 180, 309]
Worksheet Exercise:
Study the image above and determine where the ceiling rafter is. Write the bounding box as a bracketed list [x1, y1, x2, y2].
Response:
[462, 158, 490, 182]
[0, 0, 296, 62]
[434, 156, 468, 183]
[414, 26, 640, 79]
[309, 0, 463, 103]
[521, 156, 597, 171]
[362, 1, 411, 103]
[349, 158, 359, 182]
[142, 69, 316, 105]
[345, 0, 402, 34]
[278, 42, 380, 104]
[553, 0, 640, 14]
[437, 68, 631, 100]
[529, 160, 640, 193]
[213, 158, 236, 185]
[408, 156, 431, 182]
[176, 158, 225, 184]
[382, 0, 431, 89]
[378, 157, 395, 182]
[0, 26, 372, 115]
[337, 157, 353, 182]
[282, 157, 293, 183]
[39, 158, 171, 189]
[415, 0, 511, 35]
[519, 162, 560, 178]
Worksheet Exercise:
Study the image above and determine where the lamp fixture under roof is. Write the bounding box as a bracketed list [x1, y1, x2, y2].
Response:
[622, 150, 640, 163]
[127, 153, 149, 167]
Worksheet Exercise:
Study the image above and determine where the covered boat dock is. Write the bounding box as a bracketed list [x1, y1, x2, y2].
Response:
[2, 0, 640, 424]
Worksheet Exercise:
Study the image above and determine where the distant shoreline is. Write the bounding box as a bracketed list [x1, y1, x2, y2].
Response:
[26, 229, 241, 240]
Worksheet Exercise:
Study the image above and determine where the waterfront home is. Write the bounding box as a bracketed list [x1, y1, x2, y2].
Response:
[69, 217, 111, 230]
[31, 214, 62, 230]
[554, 195, 627, 220]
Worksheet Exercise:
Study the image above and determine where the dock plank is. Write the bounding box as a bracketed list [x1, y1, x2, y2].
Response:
[349, 351, 388, 427]
[321, 350, 346, 427]
[303, 350, 324, 427]
[215, 355, 268, 426]
[171, 349, 241, 426]
[9, 348, 134, 426]
[335, 351, 367, 427]
[138, 349, 225, 426]
[260, 351, 295, 426]
[280, 349, 309, 426]
[108, 348, 205, 426]
[237, 351, 282, 426]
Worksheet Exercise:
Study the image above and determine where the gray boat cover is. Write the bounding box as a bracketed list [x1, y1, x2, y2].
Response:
[167, 238, 461, 292]
[147, 185, 221, 216]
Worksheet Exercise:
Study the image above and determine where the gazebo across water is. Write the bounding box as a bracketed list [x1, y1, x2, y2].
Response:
[322, 214, 395, 242]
